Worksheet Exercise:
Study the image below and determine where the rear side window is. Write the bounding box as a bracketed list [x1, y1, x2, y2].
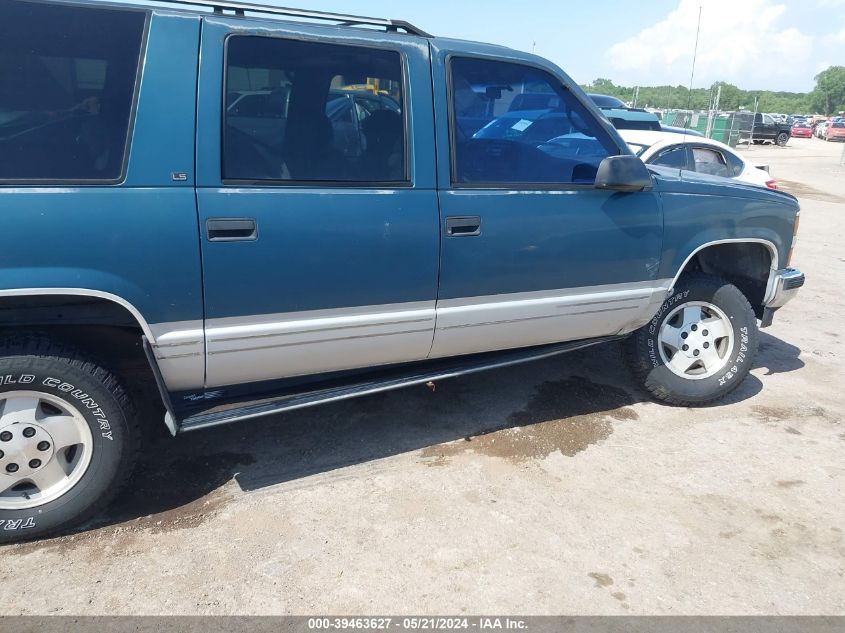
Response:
[0, 0, 146, 182]
[449, 57, 617, 186]
[725, 150, 744, 177]
[692, 147, 730, 178]
[649, 146, 688, 170]
[224, 36, 406, 184]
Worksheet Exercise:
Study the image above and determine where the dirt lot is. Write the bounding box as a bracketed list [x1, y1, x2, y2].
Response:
[1, 138, 843, 616]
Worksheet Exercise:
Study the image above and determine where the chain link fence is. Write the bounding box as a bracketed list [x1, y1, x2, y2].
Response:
[660, 110, 755, 148]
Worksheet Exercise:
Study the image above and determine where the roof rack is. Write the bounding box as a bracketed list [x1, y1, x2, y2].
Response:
[158, 0, 433, 37]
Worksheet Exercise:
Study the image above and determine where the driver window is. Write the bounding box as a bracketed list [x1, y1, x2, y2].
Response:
[449, 57, 616, 186]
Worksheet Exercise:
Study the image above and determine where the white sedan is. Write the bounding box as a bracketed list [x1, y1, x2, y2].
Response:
[619, 130, 777, 190]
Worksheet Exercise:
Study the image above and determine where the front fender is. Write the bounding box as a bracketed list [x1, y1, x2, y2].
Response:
[652, 173, 798, 283]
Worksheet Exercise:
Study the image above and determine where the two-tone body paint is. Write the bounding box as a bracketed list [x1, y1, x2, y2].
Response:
[194, 17, 441, 388]
[427, 39, 666, 358]
[0, 9, 206, 389]
[0, 3, 800, 397]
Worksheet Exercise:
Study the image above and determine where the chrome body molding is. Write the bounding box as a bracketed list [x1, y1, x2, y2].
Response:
[0, 282, 677, 393]
[669, 238, 780, 302]
[148, 320, 205, 391]
[203, 301, 437, 388]
[429, 281, 672, 358]
[194, 282, 672, 388]
[0, 288, 205, 391]
[0, 288, 158, 341]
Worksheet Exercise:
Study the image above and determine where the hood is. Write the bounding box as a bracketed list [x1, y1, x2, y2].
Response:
[647, 164, 798, 207]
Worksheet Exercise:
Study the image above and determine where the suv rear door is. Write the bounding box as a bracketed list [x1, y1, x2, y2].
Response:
[195, 17, 439, 389]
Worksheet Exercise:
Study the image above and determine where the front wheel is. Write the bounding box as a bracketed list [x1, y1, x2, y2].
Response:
[625, 274, 759, 406]
[776, 132, 789, 146]
[0, 336, 139, 543]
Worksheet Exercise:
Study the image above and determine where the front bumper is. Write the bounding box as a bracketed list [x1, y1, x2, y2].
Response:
[761, 268, 805, 327]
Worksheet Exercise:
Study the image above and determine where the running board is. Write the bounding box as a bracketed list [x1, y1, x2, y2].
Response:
[174, 336, 622, 434]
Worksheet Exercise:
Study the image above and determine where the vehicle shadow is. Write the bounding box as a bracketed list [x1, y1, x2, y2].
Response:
[755, 331, 805, 376]
[96, 331, 801, 532]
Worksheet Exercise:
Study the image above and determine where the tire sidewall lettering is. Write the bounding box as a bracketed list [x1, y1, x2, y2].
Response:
[36, 376, 113, 441]
[643, 284, 756, 387]
[1, 371, 121, 530]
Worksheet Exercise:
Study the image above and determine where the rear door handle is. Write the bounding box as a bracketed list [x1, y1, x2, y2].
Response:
[206, 218, 257, 242]
[445, 216, 482, 237]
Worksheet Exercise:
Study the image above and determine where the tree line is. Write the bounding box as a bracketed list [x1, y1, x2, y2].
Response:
[581, 66, 845, 115]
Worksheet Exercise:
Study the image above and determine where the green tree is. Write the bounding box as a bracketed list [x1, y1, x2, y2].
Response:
[810, 66, 845, 115]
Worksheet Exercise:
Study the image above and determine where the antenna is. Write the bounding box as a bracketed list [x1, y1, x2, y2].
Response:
[682, 6, 703, 154]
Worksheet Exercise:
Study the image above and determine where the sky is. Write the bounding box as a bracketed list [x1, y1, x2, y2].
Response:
[255, 0, 845, 93]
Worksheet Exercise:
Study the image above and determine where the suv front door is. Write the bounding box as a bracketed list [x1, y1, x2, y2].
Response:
[430, 47, 666, 358]
[195, 18, 439, 389]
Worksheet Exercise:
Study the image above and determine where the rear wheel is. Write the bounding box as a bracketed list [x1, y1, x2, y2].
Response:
[625, 274, 759, 406]
[776, 132, 789, 146]
[0, 336, 138, 543]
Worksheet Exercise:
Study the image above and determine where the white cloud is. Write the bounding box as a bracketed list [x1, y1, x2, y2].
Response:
[604, 0, 816, 91]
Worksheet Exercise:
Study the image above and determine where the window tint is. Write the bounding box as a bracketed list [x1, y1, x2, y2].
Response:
[650, 146, 688, 169]
[589, 94, 626, 108]
[692, 147, 730, 178]
[725, 150, 744, 177]
[0, 1, 146, 181]
[449, 57, 616, 185]
[609, 117, 662, 131]
[224, 36, 405, 183]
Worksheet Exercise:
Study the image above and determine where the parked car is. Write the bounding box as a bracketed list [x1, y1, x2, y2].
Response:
[791, 122, 812, 138]
[738, 112, 792, 145]
[619, 130, 777, 189]
[659, 124, 704, 137]
[587, 93, 663, 132]
[823, 120, 845, 141]
[0, 0, 804, 542]
[814, 120, 829, 138]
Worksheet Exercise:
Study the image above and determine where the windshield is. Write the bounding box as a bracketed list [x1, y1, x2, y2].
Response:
[589, 93, 626, 108]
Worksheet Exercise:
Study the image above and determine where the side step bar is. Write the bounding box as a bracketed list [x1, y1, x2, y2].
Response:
[149, 336, 622, 434]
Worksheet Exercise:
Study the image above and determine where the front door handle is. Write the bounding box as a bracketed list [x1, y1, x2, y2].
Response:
[207, 218, 257, 242]
[445, 216, 482, 237]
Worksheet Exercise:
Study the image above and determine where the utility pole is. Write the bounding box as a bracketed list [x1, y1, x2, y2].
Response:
[749, 96, 759, 146]
[633, 86, 640, 108]
[705, 84, 721, 139]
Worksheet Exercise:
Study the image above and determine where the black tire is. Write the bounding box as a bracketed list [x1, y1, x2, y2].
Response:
[776, 132, 789, 146]
[0, 335, 139, 543]
[625, 274, 759, 406]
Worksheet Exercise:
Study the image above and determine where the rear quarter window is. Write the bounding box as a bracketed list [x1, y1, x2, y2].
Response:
[0, 0, 147, 183]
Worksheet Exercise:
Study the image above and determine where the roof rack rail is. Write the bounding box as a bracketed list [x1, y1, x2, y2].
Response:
[158, 0, 433, 37]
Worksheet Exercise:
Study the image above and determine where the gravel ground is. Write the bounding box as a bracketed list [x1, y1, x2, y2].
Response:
[0, 137, 843, 616]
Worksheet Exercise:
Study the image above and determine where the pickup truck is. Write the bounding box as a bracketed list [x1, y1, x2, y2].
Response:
[740, 112, 793, 146]
[0, 0, 804, 542]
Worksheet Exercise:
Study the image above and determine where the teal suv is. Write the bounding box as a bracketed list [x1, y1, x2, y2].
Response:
[0, 0, 804, 542]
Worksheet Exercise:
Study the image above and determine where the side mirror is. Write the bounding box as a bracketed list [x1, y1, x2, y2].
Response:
[594, 155, 652, 192]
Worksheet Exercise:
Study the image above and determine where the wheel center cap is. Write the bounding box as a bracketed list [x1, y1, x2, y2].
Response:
[682, 327, 708, 357]
[0, 422, 56, 479]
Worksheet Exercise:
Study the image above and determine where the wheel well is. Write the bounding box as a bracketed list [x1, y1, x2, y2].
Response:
[0, 296, 165, 435]
[677, 242, 773, 318]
